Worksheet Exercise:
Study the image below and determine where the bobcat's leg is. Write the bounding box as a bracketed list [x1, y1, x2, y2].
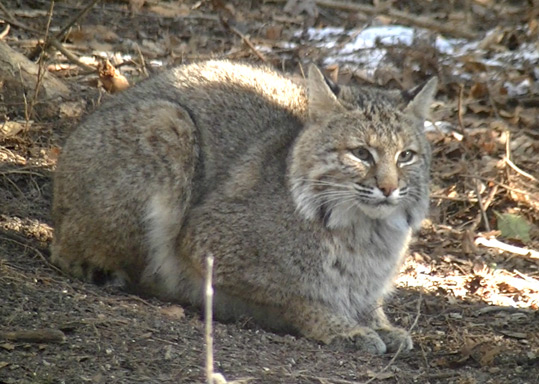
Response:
[282, 298, 412, 354]
[367, 303, 413, 353]
[284, 300, 388, 354]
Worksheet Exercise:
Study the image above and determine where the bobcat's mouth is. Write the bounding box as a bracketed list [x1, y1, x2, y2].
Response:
[356, 200, 400, 219]
[371, 198, 399, 207]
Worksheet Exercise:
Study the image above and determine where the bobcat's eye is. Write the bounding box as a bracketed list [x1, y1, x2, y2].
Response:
[397, 150, 416, 165]
[352, 147, 373, 163]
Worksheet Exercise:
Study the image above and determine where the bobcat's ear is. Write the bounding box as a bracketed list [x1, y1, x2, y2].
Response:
[403, 77, 438, 121]
[307, 64, 344, 121]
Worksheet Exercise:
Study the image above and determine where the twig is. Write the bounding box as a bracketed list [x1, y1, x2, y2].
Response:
[475, 236, 539, 259]
[363, 295, 422, 384]
[475, 305, 534, 315]
[298, 374, 361, 384]
[431, 194, 478, 202]
[269, 0, 476, 39]
[513, 269, 539, 286]
[229, 25, 267, 63]
[0, 2, 94, 72]
[28, 0, 103, 60]
[57, 0, 102, 40]
[28, 0, 55, 122]
[0, 235, 64, 275]
[0, 329, 66, 343]
[205, 255, 227, 384]
[48, 38, 95, 72]
[457, 84, 468, 139]
[469, 184, 498, 230]
[504, 156, 538, 182]
[461, 174, 537, 195]
[134, 43, 149, 78]
[472, 180, 490, 232]
[0, 3, 41, 35]
[17, 64, 30, 126]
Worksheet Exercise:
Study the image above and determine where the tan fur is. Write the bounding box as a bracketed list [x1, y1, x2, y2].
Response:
[52, 60, 437, 354]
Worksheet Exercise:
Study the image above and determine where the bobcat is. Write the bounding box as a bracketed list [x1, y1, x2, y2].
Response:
[52, 60, 437, 354]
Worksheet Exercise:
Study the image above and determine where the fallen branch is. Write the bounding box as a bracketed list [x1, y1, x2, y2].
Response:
[228, 25, 268, 63]
[48, 39, 95, 72]
[475, 305, 534, 315]
[0, 41, 70, 118]
[475, 236, 539, 259]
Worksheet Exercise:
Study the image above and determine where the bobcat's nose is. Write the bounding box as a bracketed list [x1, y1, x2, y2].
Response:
[379, 184, 397, 197]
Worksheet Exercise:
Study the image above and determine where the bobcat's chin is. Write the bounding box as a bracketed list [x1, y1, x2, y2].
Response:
[357, 202, 399, 220]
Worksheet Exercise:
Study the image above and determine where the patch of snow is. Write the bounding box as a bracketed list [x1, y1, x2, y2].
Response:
[296, 25, 538, 79]
[424, 121, 455, 134]
[505, 79, 531, 97]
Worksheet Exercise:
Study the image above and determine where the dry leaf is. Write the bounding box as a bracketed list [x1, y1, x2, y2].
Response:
[0, 344, 15, 351]
[160, 305, 185, 320]
[470, 82, 488, 99]
[367, 370, 394, 380]
[98, 60, 130, 93]
[477, 344, 501, 366]
[67, 25, 119, 44]
[265, 25, 282, 40]
[149, 3, 190, 18]
[45, 147, 61, 163]
[0, 121, 27, 137]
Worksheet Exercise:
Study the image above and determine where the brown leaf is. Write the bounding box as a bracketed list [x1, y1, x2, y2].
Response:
[67, 25, 119, 44]
[160, 305, 185, 320]
[470, 82, 488, 99]
[476, 344, 501, 366]
[0, 121, 27, 137]
[265, 25, 282, 40]
[149, 3, 190, 18]
[98, 60, 130, 93]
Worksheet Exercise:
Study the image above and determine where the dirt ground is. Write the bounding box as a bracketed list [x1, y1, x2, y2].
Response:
[1, 0, 538, 383]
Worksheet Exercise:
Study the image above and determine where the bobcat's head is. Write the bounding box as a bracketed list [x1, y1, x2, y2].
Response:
[289, 66, 437, 230]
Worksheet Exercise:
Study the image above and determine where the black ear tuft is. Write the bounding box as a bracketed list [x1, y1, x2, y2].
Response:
[403, 77, 438, 121]
[401, 78, 436, 103]
[324, 75, 341, 96]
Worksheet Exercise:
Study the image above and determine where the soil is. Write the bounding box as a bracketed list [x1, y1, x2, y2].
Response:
[1, 1, 538, 383]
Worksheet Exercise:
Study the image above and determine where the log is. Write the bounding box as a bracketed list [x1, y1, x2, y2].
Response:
[0, 41, 70, 119]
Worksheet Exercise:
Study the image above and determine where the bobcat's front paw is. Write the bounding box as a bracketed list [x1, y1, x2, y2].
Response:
[332, 327, 387, 355]
[376, 326, 413, 353]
